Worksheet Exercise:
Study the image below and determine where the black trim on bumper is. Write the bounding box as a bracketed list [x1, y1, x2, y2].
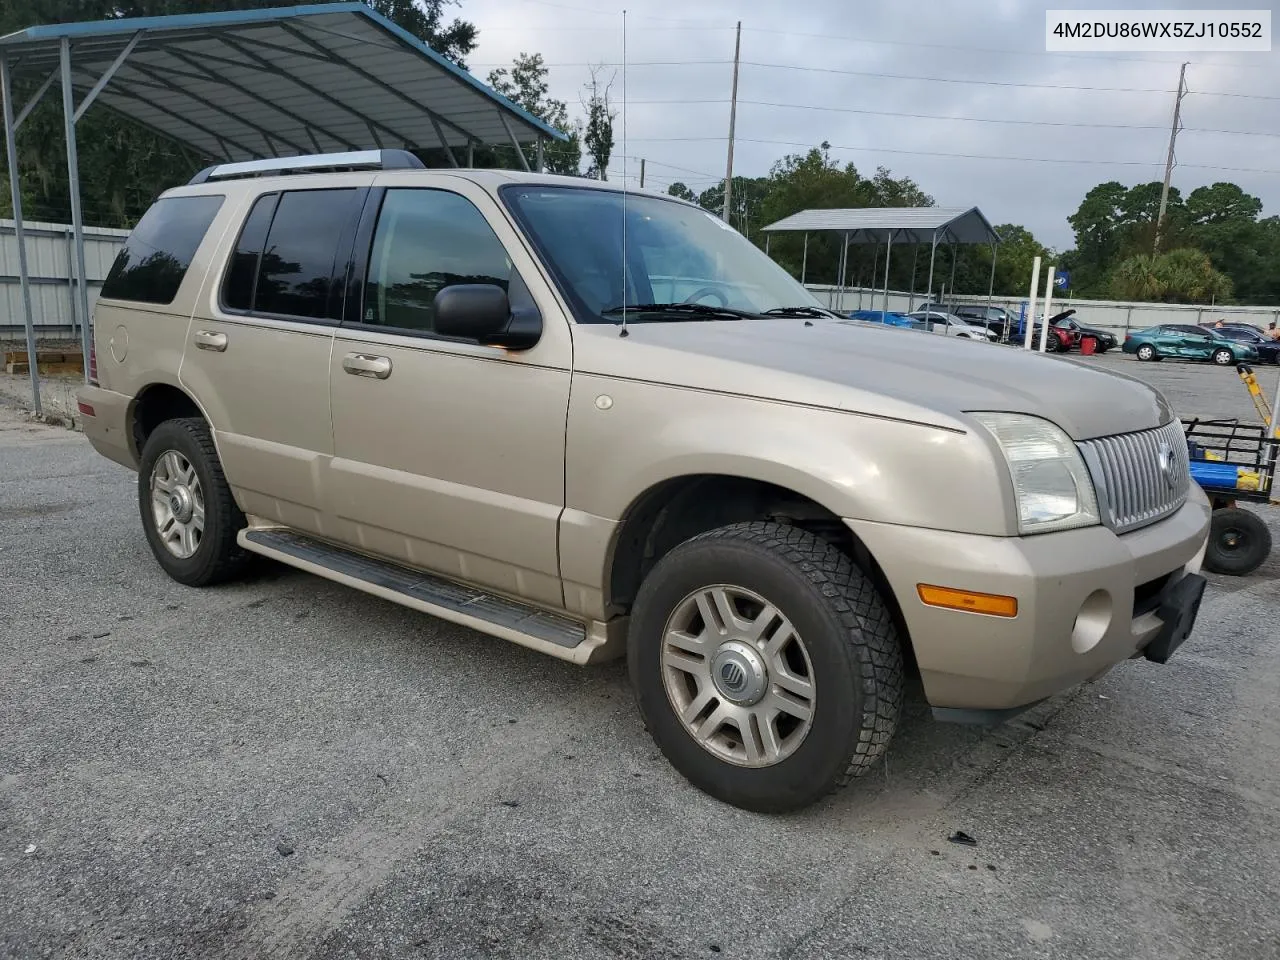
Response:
[1143, 572, 1206, 664]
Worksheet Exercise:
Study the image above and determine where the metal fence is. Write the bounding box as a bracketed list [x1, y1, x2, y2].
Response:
[1, 218, 129, 338]
[5, 220, 1279, 339]
[806, 283, 1280, 334]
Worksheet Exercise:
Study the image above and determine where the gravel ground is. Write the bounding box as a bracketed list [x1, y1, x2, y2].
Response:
[2, 354, 1279, 960]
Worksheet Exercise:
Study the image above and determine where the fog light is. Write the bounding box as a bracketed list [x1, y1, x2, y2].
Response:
[1071, 590, 1112, 654]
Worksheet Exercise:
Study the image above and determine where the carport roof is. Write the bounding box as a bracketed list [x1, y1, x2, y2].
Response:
[0, 3, 568, 161]
[760, 207, 1001, 245]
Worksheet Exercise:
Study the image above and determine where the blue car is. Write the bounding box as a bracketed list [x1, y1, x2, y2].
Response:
[846, 309, 916, 328]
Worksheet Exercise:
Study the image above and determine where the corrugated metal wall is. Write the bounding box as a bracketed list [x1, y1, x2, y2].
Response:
[1, 219, 130, 333]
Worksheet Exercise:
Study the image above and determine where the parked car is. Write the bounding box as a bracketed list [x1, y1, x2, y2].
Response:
[1200, 320, 1269, 338]
[952, 304, 1015, 339]
[1051, 310, 1118, 353]
[905, 309, 996, 341]
[1007, 316, 1074, 352]
[1209, 325, 1280, 363]
[846, 309, 916, 328]
[1122, 324, 1259, 364]
[76, 150, 1211, 814]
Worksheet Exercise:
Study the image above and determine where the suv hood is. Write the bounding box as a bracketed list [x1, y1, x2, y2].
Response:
[575, 318, 1172, 440]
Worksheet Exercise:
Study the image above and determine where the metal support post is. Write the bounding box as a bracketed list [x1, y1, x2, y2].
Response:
[535, 137, 544, 172]
[60, 37, 93, 377]
[1, 53, 42, 415]
[764, 233, 770, 255]
[838, 232, 850, 311]
[908, 244, 919, 312]
[925, 234, 938, 308]
[467, 141, 475, 167]
[1024, 256, 1042, 350]
[1038, 267, 1056, 353]
[800, 233, 808, 284]
[948, 241, 958, 302]
[882, 233, 893, 315]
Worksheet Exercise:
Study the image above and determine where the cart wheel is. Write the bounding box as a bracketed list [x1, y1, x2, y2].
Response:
[1204, 507, 1272, 576]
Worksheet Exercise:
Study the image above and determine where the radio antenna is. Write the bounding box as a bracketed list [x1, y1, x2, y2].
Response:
[619, 8, 630, 338]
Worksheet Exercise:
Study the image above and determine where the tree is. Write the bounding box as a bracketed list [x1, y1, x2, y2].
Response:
[667, 182, 697, 202]
[581, 66, 616, 181]
[365, 0, 477, 68]
[1108, 248, 1232, 303]
[486, 52, 579, 175]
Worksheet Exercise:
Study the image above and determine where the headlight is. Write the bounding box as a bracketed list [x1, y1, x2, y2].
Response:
[971, 412, 1100, 535]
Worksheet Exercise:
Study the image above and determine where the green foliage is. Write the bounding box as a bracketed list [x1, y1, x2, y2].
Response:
[581, 66, 615, 181]
[486, 51, 579, 176]
[666, 182, 697, 202]
[1064, 178, 1276, 305]
[1108, 248, 1232, 304]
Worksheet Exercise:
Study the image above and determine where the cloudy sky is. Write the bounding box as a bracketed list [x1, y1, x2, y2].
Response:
[459, 0, 1277, 250]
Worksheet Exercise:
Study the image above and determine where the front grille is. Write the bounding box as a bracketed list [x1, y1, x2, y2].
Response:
[1079, 420, 1190, 535]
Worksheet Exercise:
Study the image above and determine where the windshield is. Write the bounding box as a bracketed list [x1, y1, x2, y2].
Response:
[500, 185, 823, 322]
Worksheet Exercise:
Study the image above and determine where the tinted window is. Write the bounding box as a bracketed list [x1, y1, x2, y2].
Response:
[221, 193, 278, 311]
[362, 189, 512, 334]
[255, 188, 362, 320]
[100, 195, 223, 304]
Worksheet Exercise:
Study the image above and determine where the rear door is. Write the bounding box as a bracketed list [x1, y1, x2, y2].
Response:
[180, 182, 367, 535]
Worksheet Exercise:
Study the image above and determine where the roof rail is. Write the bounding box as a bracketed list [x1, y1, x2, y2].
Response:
[188, 149, 425, 185]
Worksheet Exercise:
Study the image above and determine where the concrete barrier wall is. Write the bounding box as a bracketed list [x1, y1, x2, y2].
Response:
[806, 283, 1280, 334]
[1, 219, 129, 334]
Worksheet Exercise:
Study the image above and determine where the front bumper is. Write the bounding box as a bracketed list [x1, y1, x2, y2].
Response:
[847, 488, 1211, 716]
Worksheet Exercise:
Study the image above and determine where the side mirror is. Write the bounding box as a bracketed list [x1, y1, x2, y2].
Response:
[434, 280, 542, 349]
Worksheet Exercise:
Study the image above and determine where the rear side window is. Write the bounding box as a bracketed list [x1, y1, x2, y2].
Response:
[254, 188, 362, 320]
[100, 195, 224, 304]
[221, 193, 279, 311]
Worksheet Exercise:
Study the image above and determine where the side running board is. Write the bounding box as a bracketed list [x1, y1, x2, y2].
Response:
[238, 528, 621, 664]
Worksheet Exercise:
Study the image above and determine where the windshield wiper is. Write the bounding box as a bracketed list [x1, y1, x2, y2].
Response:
[600, 302, 754, 321]
[762, 306, 838, 319]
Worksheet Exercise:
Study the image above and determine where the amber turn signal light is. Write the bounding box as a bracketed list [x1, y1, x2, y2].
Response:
[917, 584, 1018, 618]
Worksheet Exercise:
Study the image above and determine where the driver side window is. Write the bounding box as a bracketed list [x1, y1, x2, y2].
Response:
[361, 188, 513, 335]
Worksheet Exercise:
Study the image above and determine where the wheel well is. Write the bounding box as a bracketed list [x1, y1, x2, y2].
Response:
[606, 476, 912, 664]
[130, 384, 203, 456]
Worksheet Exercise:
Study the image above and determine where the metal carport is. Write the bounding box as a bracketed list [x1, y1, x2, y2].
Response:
[760, 207, 1002, 319]
[0, 2, 568, 414]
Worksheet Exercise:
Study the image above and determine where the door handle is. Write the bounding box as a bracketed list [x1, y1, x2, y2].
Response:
[343, 353, 392, 379]
[193, 330, 227, 352]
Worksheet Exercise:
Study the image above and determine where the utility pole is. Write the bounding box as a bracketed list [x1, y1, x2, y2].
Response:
[1154, 62, 1188, 256]
[639, 157, 645, 189]
[722, 20, 741, 222]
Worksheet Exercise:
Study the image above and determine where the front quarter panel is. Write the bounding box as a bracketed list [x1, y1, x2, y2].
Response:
[558, 373, 1015, 603]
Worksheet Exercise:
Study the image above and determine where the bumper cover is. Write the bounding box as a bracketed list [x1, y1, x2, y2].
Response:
[847, 490, 1211, 714]
[76, 385, 137, 471]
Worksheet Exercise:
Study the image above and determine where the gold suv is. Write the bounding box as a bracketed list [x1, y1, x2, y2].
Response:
[77, 151, 1211, 812]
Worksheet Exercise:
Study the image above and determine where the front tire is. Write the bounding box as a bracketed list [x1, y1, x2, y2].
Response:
[138, 417, 250, 587]
[1203, 507, 1271, 576]
[628, 522, 903, 813]
[1212, 348, 1234, 366]
[1136, 344, 1157, 362]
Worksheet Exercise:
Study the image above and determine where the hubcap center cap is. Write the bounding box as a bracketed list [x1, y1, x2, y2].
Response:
[169, 485, 194, 523]
[710, 641, 768, 706]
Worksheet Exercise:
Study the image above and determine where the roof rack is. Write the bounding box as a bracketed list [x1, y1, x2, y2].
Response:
[188, 149, 425, 185]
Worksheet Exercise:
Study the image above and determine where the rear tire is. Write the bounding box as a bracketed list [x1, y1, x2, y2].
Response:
[1212, 348, 1234, 366]
[138, 417, 250, 587]
[628, 521, 903, 813]
[1136, 344, 1157, 362]
[1203, 507, 1271, 576]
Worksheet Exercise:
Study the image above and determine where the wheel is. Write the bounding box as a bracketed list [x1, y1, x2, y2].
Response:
[138, 417, 250, 587]
[1136, 344, 1157, 362]
[1203, 507, 1271, 576]
[628, 521, 903, 813]
[1212, 348, 1234, 366]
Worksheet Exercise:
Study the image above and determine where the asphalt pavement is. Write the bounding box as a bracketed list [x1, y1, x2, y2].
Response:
[2, 355, 1279, 960]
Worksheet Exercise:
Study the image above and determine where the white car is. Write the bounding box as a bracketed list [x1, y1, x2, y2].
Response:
[906, 310, 996, 341]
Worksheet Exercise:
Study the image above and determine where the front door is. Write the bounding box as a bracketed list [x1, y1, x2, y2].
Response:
[326, 181, 573, 609]
[181, 183, 366, 535]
